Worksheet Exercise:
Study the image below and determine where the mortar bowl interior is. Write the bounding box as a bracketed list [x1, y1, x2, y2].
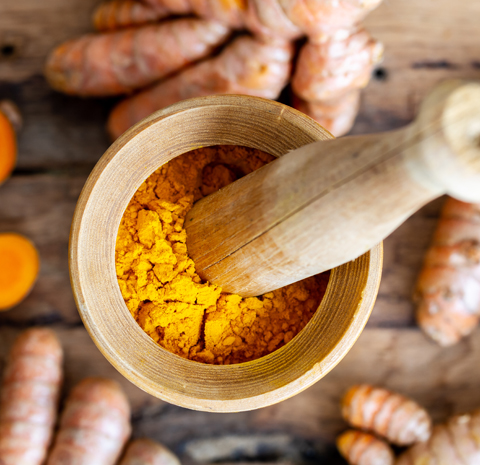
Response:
[69, 95, 382, 412]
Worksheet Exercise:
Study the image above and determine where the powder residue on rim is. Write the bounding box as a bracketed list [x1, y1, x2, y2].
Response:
[115, 146, 329, 365]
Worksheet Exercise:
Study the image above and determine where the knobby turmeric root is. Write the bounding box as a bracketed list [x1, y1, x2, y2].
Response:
[0, 100, 19, 185]
[341, 385, 432, 446]
[94, 0, 301, 39]
[397, 409, 480, 465]
[0, 328, 63, 465]
[292, 29, 383, 102]
[92, 0, 382, 41]
[47, 0, 384, 138]
[47, 378, 131, 465]
[95, 0, 246, 31]
[291, 29, 383, 136]
[0, 331, 179, 465]
[45, 18, 230, 96]
[119, 438, 181, 465]
[107, 35, 293, 139]
[337, 430, 394, 465]
[293, 89, 361, 137]
[415, 198, 480, 346]
[93, 0, 169, 31]
[0, 233, 40, 311]
[278, 0, 383, 42]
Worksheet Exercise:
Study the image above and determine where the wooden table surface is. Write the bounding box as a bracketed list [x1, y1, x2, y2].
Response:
[1, 0, 480, 463]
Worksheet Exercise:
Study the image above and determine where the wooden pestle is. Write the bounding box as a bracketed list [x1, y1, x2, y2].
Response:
[185, 80, 480, 297]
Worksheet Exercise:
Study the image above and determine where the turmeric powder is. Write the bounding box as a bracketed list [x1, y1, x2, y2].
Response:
[115, 146, 329, 364]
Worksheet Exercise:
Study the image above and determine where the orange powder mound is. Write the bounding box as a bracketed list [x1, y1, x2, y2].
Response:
[115, 146, 329, 364]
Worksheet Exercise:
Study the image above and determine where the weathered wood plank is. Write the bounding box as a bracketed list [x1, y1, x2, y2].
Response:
[0, 0, 99, 82]
[0, 174, 85, 325]
[357, 0, 480, 132]
[368, 197, 445, 327]
[0, 77, 112, 170]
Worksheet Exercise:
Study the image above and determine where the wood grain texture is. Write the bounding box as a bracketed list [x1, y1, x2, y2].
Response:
[0, 0, 99, 82]
[357, 0, 480, 133]
[0, 174, 84, 325]
[0, 0, 479, 460]
[0, 77, 112, 170]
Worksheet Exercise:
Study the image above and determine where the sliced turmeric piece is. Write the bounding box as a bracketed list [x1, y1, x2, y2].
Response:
[0, 108, 17, 184]
[0, 233, 40, 310]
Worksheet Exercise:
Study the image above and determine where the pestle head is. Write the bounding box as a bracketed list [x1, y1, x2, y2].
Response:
[412, 80, 480, 203]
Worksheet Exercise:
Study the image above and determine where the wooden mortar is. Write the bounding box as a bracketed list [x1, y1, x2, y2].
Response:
[69, 95, 382, 412]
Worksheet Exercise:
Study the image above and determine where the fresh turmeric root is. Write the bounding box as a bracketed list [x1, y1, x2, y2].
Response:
[93, 0, 170, 31]
[46, 377, 131, 465]
[107, 35, 293, 139]
[0, 332, 180, 465]
[292, 30, 383, 102]
[397, 409, 480, 465]
[337, 430, 394, 465]
[291, 29, 383, 136]
[0, 100, 18, 185]
[95, 0, 246, 31]
[277, 0, 383, 42]
[47, 0, 384, 137]
[119, 438, 181, 465]
[293, 90, 361, 137]
[92, 0, 382, 40]
[0, 233, 40, 311]
[341, 385, 432, 446]
[93, 0, 301, 39]
[0, 328, 63, 465]
[45, 18, 230, 96]
[415, 197, 480, 346]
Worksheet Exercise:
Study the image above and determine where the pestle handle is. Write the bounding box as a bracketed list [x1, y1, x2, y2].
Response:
[185, 80, 480, 297]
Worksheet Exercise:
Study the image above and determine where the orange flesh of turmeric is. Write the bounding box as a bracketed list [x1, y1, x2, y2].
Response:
[0, 111, 16, 184]
[0, 233, 40, 310]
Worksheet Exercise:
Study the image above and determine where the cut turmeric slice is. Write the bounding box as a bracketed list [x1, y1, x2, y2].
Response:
[0, 233, 40, 310]
[0, 108, 17, 184]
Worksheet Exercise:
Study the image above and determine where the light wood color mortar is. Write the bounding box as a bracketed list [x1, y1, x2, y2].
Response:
[69, 95, 382, 412]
